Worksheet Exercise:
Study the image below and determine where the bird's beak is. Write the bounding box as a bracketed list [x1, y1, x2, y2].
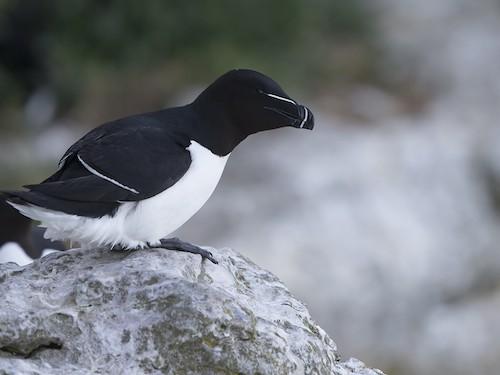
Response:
[260, 90, 315, 130]
[296, 105, 314, 130]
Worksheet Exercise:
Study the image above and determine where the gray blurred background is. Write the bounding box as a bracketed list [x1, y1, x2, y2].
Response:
[2, 1, 500, 374]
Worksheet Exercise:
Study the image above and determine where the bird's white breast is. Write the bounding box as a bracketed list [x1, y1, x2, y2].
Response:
[120, 141, 229, 245]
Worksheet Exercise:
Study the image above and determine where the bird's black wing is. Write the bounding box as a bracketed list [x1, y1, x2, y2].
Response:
[13, 115, 192, 217]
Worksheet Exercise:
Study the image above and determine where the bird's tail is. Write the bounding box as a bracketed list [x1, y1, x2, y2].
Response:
[2, 186, 118, 218]
[0, 191, 25, 206]
[2, 190, 48, 222]
[1, 190, 84, 227]
[1, 190, 81, 244]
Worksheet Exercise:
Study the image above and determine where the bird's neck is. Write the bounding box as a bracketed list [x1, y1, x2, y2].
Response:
[186, 103, 247, 156]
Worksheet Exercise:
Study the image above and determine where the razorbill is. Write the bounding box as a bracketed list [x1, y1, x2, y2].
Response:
[2, 69, 314, 264]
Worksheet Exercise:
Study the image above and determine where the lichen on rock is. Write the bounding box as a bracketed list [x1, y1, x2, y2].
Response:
[0, 246, 383, 375]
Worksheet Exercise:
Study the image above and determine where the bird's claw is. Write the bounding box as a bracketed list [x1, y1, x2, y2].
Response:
[199, 248, 218, 264]
[154, 238, 218, 265]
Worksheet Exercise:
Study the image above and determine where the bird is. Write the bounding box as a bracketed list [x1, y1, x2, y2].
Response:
[2, 69, 314, 264]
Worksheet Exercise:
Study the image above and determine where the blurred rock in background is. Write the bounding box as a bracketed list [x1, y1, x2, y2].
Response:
[1, 1, 500, 374]
[179, 1, 500, 374]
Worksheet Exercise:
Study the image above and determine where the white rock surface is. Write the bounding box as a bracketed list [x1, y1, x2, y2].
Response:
[0, 246, 383, 375]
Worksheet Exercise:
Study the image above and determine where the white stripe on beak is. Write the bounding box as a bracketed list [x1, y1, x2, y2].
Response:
[299, 107, 309, 128]
[263, 92, 297, 105]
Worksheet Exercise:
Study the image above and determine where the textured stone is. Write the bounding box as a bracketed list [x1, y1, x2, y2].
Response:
[0, 246, 383, 375]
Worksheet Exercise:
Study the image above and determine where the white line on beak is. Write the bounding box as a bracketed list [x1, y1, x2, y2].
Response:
[263, 92, 297, 105]
[299, 107, 308, 128]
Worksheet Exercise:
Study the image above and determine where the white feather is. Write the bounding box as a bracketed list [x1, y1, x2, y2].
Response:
[10, 141, 229, 249]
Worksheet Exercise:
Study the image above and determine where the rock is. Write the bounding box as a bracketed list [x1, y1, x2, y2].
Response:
[0, 247, 383, 375]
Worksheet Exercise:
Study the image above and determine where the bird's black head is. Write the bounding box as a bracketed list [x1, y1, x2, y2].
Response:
[191, 69, 314, 153]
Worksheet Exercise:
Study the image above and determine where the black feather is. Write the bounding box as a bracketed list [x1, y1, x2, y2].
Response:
[3, 112, 192, 217]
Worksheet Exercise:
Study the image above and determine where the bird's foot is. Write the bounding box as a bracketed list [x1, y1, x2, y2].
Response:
[149, 237, 218, 264]
[109, 244, 133, 252]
